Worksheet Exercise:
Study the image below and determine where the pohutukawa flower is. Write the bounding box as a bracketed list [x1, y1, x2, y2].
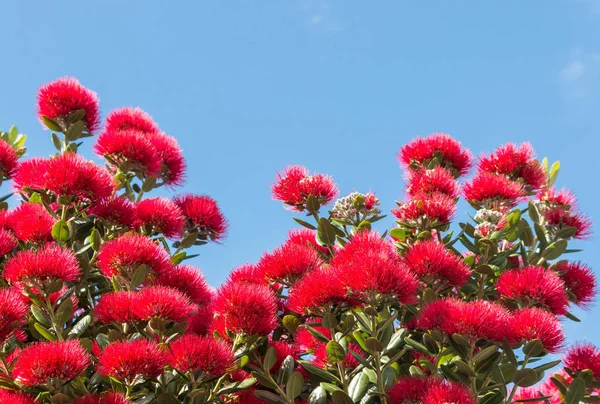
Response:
[135, 197, 185, 238]
[392, 192, 457, 226]
[267, 340, 302, 373]
[496, 266, 569, 315]
[3, 243, 81, 283]
[156, 265, 213, 306]
[0, 228, 17, 257]
[226, 264, 266, 285]
[398, 133, 474, 177]
[0, 288, 29, 343]
[104, 107, 160, 135]
[272, 165, 339, 211]
[72, 392, 131, 404]
[331, 192, 382, 224]
[89, 197, 138, 228]
[12, 157, 50, 193]
[257, 242, 321, 285]
[463, 172, 525, 209]
[0, 138, 19, 179]
[167, 334, 234, 376]
[286, 228, 330, 255]
[405, 240, 471, 288]
[387, 376, 476, 404]
[212, 282, 278, 336]
[422, 379, 477, 404]
[187, 304, 214, 336]
[147, 132, 187, 186]
[94, 291, 138, 324]
[331, 231, 418, 305]
[563, 342, 600, 377]
[97, 339, 167, 383]
[96, 233, 173, 280]
[510, 307, 565, 353]
[0, 389, 37, 404]
[6, 203, 54, 243]
[537, 187, 577, 208]
[134, 286, 193, 323]
[288, 268, 348, 314]
[405, 166, 459, 198]
[94, 129, 162, 177]
[555, 261, 596, 308]
[543, 207, 592, 240]
[174, 194, 228, 241]
[37, 77, 101, 134]
[12, 340, 90, 386]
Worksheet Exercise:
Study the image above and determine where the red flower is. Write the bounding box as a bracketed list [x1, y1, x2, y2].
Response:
[37, 77, 100, 134]
[286, 228, 330, 255]
[136, 197, 185, 238]
[332, 231, 418, 305]
[268, 340, 302, 372]
[12, 157, 50, 193]
[556, 261, 596, 308]
[538, 187, 577, 208]
[510, 308, 564, 353]
[0, 228, 17, 257]
[544, 207, 592, 240]
[212, 282, 278, 336]
[463, 172, 525, 207]
[73, 392, 131, 404]
[226, 264, 266, 285]
[392, 192, 456, 225]
[272, 165, 338, 211]
[0, 138, 19, 179]
[258, 242, 321, 285]
[174, 194, 228, 241]
[497, 266, 569, 315]
[0, 390, 37, 404]
[6, 203, 54, 243]
[288, 268, 348, 314]
[147, 132, 187, 186]
[89, 197, 138, 228]
[188, 305, 214, 336]
[96, 233, 173, 279]
[134, 286, 193, 323]
[564, 343, 600, 378]
[422, 380, 477, 404]
[405, 240, 471, 288]
[94, 291, 137, 324]
[0, 288, 28, 343]
[387, 376, 437, 403]
[398, 133, 473, 176]
[156, 265, 213, 306]
[406, 167, 459, 198]
[3, 243, 80, 283]
[13, 340, 90, 386]
[167, 334, 234, 376]
[104, 107, 160, 135]
[97, 339, 166, 383]
[94, 129, 162, 177]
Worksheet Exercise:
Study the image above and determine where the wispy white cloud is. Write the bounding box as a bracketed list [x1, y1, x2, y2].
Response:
[560, 48, 600, 99]
[300, 0, 348, 33]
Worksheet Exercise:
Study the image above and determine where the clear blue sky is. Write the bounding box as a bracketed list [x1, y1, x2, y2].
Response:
[1, 1, 598, 347]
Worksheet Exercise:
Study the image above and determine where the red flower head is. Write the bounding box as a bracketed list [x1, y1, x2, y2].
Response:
[538, 187, 577, 208]
[398, 133, 473, 177]
[272, 165, 339, 211]
[331, 231, 418, 305]
[12, 157, 50, 193]
[188, 304, 214, 336]
[388, 376, 476, 404]
[167, 334, 234, 376]
[89, 197, 138, 228]
[497, 266, 569, 315]
[37, 77, 100, 134]
[544, 207, 592, 240]
[6, 203, 54, 243]
[73, 392, 131, 404]
[463, 172, 525, 209]
[0, 228, 17, 257]
[96, 233, 173, 280]
[104, 107, 160, 134]
[174, 194, 228, 242]
[226, 264, 266, 285]
[288, 268, 348, 314]
[97, 339, 167, 383]
[392, 192, 456, 226]
[94, 129, 162, 177]
[12, 340, 90, 386]
[0, 288, 29, 343]
[258, 242, 321, 285]
[4, 243, 80, 283]
[156, 265, 213, 306]
[564, 343, 600, 378]
[0, 390, 37, 404]
[556, 261, 596, 308]
[510, 307, 565, 353]
[406, 167, 459, 198]
[134, 286, 193, 323]
[147, 132, 187, 187]
[136, 197, 185, 239]
[0, 138, 19, 179]
[286, 228, 330, 255]
[94, 291, 137, 324]
[405, 240, 471, 288]
[267, 340, 302, 373]
[478, 142, 547, 191]
[422, 380, 477, 404]
[212, 282, 278, 336]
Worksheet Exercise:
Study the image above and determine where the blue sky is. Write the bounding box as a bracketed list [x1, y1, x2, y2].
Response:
[1, 1, 599, 347]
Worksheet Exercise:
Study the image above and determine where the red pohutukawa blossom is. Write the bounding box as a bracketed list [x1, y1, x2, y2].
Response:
[174, 194, 228, 241]
[37, 77, 101, 134]
[510, 307, 565, 353]
[387, 376, 476, 404]
[555, 261, 596, 308]
[136, 197, 185, 238]
[148, 132, 187, 186]
[288, 268, 348, 314]
[286, 228, 330, 254]
[267, 340, 302, 372]
[212, 282, 278, 336]
[405, 240, 471, 288]
[97, 339, 166, 383]
[257, 242, 321, 285]
[538, 187, 577, 208]
[134, 286, 193, 323]
[331, 231, 418, 305]
[462, 172, 525, 208]
[543, 206, 592, 240]
[417, 298, 510, 342]
[94, 291, 137, 324]
[422, 380, 478, 404]
[564, 343, 600, 377]
[104, 107, 161, 135]
[0, 138, 19, 179]
[405, 166, 459, 198]
[12, 340, 90, 386]
[0, 288, 28, 343]
[96, 233, 173, 279]
[226, 263, 265, 285]
[89, 196, 138, 228]
[156, 264, 213, 306]
[478, 142, 547, 191]
[271, 165, 339, 211]
[167, 334, 234, 376]
[0, 389, 37, 404]
[3, 243, 80, 283]
[187, 304, 214, 336]
[94, 129, 162, 177]
[6, 203, 54, 243]
[496, 265, 570, 315]
[72, 392, 131, 404]
[0, 228, 17, 256]
[397, 133, 474, 177]
[392, 192, 457, 225]
[12, 157, 49, 193]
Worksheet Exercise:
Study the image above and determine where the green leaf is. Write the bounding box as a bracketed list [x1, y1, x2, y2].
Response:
[532, 359, 561, 373]
[34, 323, 57, 341]
[305, 195, 321, 214]
[528, 201, 541, 223]
[251, 371, 279, 390]
[253, 390, 288, 404]
[282, 314, 301, 334]
[548, 161, 560, 188]
[382, 366, 397, 390]
[566, 377, 585, 404]
[263, 346, 277, 371]
[404, 337, 433, 356]
[348, 372, 369, 401]
[331, 391, 353, 404]
[293, 217, 317, 230]
[299, 361, 340, 383]
[513, 368, 538, 387]
[171, 251, 187, 265]
[88, 229, 101, 251]
[474, 345, 498, 365]
[42, 116, 63, 132]
[217, 377, 257, 394]
[31, 304, 51, 327]
[523, 339, 544, 357]
[502, 338, 518, 367]
[130, 264, 148, 289]
[277, 356, 295, 385]
[365, 337, 383, 352]
[68, 315, 91, 338]
[317, 217, 338, 247]
[326, 340, 347, 363]
[56, 298, 73, 325]
[51, 132, 64, 152]
[307, 386, 327, 404]
[52, 220, 71, 242]
[542, 239, 568, 260]
[286, 371, 304, 400]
